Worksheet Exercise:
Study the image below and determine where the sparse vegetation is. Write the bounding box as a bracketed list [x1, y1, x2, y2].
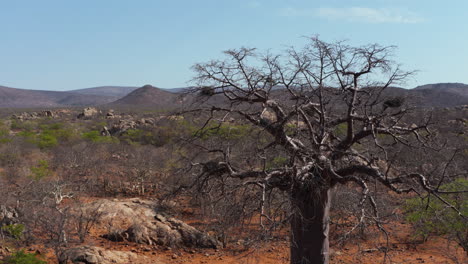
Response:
[2, 250, 46, 264]
[1, 224, 24, 240]
[29, 160, 51, 180]
[0, 45, 466, 264]
[0, 97, 465, 264]
[185, 37, 467, 264]
[405, 178, 468, 252]
[82, 130, 118, 144]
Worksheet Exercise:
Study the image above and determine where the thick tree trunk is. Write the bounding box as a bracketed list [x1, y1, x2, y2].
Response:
[290, 187, 331, 264]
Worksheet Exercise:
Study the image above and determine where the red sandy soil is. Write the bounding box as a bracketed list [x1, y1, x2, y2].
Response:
[29, 219, 465, 264]
[14, 196, 465, 263]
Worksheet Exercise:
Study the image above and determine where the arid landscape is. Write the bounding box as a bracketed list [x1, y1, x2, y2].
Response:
[1, 1, 467, 264]
[0, 78, 467, 264]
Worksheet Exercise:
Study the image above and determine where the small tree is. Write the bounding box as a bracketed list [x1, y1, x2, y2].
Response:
[18, 179, 75, 261]
[1, 224, 25, 240]
[186, 37, 466, 264]
[2, 250, 46, 264]
[405, 178, 467, 252]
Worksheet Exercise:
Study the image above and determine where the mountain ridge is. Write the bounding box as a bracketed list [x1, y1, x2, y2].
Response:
[69, 86, 139, 97]
[0, 83, 466, 108]
[0, 85, 117, 108]
[107, 85, 190, 109]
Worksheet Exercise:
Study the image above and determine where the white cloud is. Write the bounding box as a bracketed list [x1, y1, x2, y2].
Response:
[279, 7, 424, 24]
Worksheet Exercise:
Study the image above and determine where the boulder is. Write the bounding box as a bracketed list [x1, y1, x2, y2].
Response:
[260, 110, 277, 124]
[77, 107, 99, 119]
[100, 126, 111, 136]
[144, 118, 155, 125]
[12, 112, 38, 121]
[0, 205, 18, 225]
[137, 118, 155, 126]
[105, 109, 117, 119]
[12, 110, 60, 121]
[78, 198, 221, 249]
[108, 120, 137, 136]
[0, 246, 9, 258]
[165, 115, 184, 121]
[42, 110, 55, 117]
[58, 246, 158, 264]
[110, 212, 220, 249]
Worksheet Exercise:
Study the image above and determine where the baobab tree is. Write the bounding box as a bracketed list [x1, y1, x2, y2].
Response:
[185, 37, 465, 264]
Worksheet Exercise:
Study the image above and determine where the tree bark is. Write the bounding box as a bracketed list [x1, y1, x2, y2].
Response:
[290, 187, 331, 264]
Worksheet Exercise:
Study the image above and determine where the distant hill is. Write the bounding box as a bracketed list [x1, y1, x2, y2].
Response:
[161, 87, 192, 93]
[414, 82, 468, 94]
[413, 82, 468, 99]
[0, 82, 466, 109]
[0, 85, 116, 108]
[69, 86, 139, 97]
[107, 85, 191, 109]
[408, 83, 468, 107]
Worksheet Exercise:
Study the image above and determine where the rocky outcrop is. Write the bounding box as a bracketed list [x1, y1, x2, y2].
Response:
[100, 126, 111, 136]
[79, 199, 221, 249]
[106, 109, 114, 117]
[58, 246, 157, 264]
[105, 109, 122, 119]
[107, 120, 137, 136]
[260, 110, 277, 124]
[0, 245, 11, 259]
[77, 107, 99, 119]
[12, 110, 58, 121]
[0, 205, 18, 225]
[106, 214, 220, 248]
[138, 118, 156, 125]
[100, 117, 156, 136]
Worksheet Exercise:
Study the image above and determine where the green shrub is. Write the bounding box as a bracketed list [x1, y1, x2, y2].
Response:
[90, 121, 107, 131]
[82, 130, 118, 144]
[195, 122, 251, 140]
[17, 130, 39, 147]
[36, 133, 58, 149]
[0, 153, 19, 166]
[39, 123, 75, 142]
[0, 128, 11, 144]
[333, 123, 347, 137]
[16, 122, 75, 149]
[10, 120, 36, 131]
[285, 123, 298, 136]
[404, 178, 467, 251]
[17, 131, 36, 139]
[2, 250, 46, 264]
[30, 160, 51, 180]
[10, 119, 21, 130]
[121, 128, 175, 146]
[40, 123, 62, 130]
[266, 156, 288, 170]
[122, 129, 145, 145]
[1, 224, 24, 240]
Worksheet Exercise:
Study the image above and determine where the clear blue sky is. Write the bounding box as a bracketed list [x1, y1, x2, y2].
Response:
[1, 0, 467, 91]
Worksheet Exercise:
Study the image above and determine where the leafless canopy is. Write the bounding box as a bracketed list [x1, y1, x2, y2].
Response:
[186, 37, 465, 264]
